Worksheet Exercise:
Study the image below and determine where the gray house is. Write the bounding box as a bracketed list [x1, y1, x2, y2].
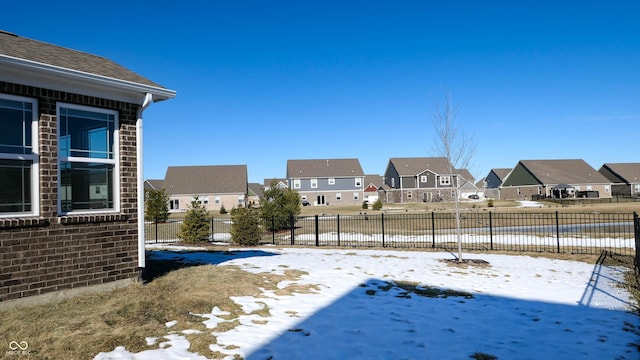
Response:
[383, 157, 473, 203]
[598, 163, 640, 197]
[483, 168, 512, 199]
[287, 158, 365, 206]
[1, 31, 175, 306]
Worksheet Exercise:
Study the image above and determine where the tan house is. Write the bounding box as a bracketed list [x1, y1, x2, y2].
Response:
[0, 31, 175, 306]
[598, 163, 640, 197]
[500, 159, 612, 200]
[163, 165, 248, 213]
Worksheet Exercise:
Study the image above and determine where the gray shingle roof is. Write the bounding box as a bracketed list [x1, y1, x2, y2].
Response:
[0, 30, 165, 88]
[601, 163, 640, 183]
[491, 168, 512, 181]
[287, 159, 364, 178]
[389, 157, 452, 176]
[163, 165, 248, 195]
[520, 159, 610, 185]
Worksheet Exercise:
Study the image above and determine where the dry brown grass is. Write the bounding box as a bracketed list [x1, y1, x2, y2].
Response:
[0, 264, 308, 360]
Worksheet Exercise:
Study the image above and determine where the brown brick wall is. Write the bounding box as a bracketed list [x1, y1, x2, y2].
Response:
[0, 81, 142, 303]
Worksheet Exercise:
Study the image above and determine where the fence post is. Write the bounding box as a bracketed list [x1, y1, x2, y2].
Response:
[290, 215, 295, 246]
[555, 211, 560, 253]
[155, 218, 158, 243]
[211, 217, 214, 242]
[381, 213, 385, 247]
[337, 214, 341, 247]
[489, 211, 493, 250]
[634, 212, 639, 274]
[315, 215, 319, 247]
[271, 216, 275, 244]
[431, 212, 436, 248]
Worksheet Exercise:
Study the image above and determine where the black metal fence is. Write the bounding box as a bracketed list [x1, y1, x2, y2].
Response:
[146, 211, 638, 262]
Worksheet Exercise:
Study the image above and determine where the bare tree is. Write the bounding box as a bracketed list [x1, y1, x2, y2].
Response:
[432, 92, 475, 261]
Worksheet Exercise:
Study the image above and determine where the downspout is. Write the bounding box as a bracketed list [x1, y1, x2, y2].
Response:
[136, 93, 153, 281]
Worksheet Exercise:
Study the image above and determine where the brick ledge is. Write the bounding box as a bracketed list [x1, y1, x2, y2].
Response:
[0, 217, 50, 229]
[58, 214, 130, 225]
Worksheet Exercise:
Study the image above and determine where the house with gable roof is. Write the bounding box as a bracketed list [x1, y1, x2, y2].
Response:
[162, 165, 248, 213]
[287, 158, 365, 206]
[598, 163, 640, 197]
[0, 31, 175, 306]
[500, 159, 612, 200]
[383, 157, 475, 203]
[482, 168, 512, 199]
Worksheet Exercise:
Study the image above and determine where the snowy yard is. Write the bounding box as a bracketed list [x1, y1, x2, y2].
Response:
[96, 245, 640, 359]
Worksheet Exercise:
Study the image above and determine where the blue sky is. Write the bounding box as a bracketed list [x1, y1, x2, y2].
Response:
[2, 1, 639, 183]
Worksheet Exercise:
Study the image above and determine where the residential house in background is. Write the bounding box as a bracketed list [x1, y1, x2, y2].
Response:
[598, 163, 640, 197]
[144, 179, 164, 191]
[247, 183, 263, 207]
[383, 157, 474, 203]
[500, 159, 611, 200]
[263, 178, 288, 191]
[163, 165, 248, 212]
[287, 158, 365, 206]
[483, 168, 512, 199]
[363, 174, 384, 204]
[0, 31, 175, 305]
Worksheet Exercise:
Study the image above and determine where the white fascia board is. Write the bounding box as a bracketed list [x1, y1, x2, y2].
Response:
[0, 55, 176, 104]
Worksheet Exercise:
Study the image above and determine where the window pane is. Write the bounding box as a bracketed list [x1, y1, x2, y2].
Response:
[60, 162, 114, 211]
[0, 98, 32, 154]
[59, 107, 115, 159]
[0, 159, 32, 213]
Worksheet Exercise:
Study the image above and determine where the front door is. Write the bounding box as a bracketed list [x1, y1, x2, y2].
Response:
[316, 195, 326, 205]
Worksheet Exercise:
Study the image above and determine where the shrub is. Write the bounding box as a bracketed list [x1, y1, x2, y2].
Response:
[362, 201, 369, 210]
[487, 199, 494, 208]
[260, 181, 301, 231]
[177, 197, 211, 243]
[230, 207, 262, 246]
[219, 204, 228, 215]
[372, 198, 383, 211]
[144, 189, 169, 222]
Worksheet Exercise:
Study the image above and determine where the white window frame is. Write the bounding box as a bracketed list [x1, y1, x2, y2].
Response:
[439, 176, 451, 186]
[238, 194, 245, 204]
[355, 177, 362, 187]
[310, 178, 318, 188]
[57, 103, 119, 214]
[215, 196, 221, 204]
[336, 193, 342, 200]
[169, 199, 179, 210]
[353, 192, 359, 200]
[293, 179, 301, 189]
[407, 191, 412, 199]
[328, 178, 335, 185]
[420, 175, 427, 183]
[0, 94, 39, 218]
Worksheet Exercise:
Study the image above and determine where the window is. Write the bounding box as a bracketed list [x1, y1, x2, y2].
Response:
[439, 176, 451, 186]
[169, 199, 179, 210]
[311, 179, 318, 188]
[353, 192, 359, 200]
[407, 191, 412, 199]
[293, 179, 301, 189]
[0, 95, 39, 217]
[355, 178, 362, 187]
[328, 178, 335, 185]
[215, 196, 221, 204]
[58, 104, 118, 213]
[604, 185, 610, 193]
[202, 196, 209, 205]
[238, 195, 244, 204]
[336, 193, 342, 200]
[420, 175, 427, 183]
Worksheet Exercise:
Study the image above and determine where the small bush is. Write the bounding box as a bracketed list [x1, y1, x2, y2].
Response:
[178, 198, 211, 243]
[487, 199, 494, 208]
[220, 204, 228, 215]
[372, 198, 383, 211]
[362, 201, 369, 209]
[230, 207, 261, 246]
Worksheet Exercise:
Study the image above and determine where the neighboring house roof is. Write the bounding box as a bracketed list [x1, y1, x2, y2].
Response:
[144, 179, 164, 191]
[287, 158, 364, 178]
[163, 165, 248, 195]
[248, 183, 264, 198]
[491, 168, 512, 182]
[264, 178, 288, 188]
[364, 174, 384, 188]
[456, 168, 475, 182]
[0, 30, 175, 102]
[388, 157, 452, 176]
[599, 163, 640, 184]
[503, 159, 610, 186]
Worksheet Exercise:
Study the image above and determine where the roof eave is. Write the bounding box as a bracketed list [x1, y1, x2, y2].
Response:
[0, 55, 176, 103]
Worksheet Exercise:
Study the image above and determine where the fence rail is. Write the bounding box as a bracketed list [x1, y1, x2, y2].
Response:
[146, 211, 638, 262]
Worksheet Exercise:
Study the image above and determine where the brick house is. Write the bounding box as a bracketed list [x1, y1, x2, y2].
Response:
[500, 159, 611, 200]
[0, 31, 175, 306]
[162, 165, 249, 213]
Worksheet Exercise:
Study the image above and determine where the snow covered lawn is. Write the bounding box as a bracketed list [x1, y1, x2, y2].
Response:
[96, 245, 640, 359]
